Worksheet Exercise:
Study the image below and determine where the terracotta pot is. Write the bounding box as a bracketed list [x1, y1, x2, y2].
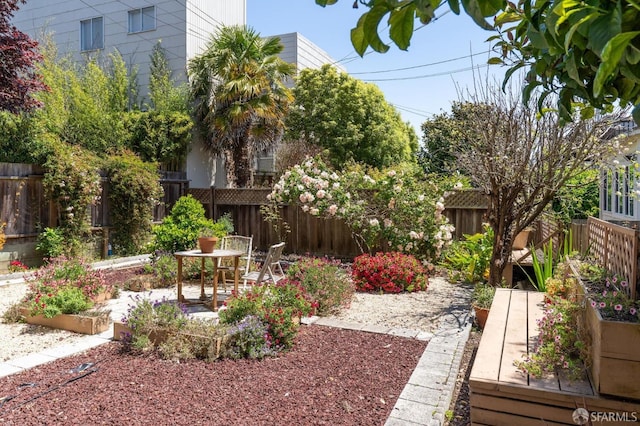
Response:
[473, 305, 490, 330]
[198, 237, 218, 253]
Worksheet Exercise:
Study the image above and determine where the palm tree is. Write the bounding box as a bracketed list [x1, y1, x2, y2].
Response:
[188, 25, 295, 188]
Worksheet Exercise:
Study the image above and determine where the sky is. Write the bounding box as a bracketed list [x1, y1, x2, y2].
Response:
[246, 0, 508, 135]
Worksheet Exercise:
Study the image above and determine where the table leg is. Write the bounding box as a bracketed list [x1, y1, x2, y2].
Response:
[177, 256, 184, 303]
[200, 258, 206, 300]
[234, 256, 239, 295]
[212, 256, 219, 311]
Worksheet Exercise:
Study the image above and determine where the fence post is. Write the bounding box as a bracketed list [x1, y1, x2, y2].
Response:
[211, 186, 217, 220]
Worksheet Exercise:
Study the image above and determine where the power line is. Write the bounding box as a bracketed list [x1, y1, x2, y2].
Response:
[362, 64, 489, 82]
[350, 50, 491, 75]
[390, 103, 434, 117]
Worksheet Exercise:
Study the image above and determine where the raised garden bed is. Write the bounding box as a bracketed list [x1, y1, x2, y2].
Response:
[20, 308, 111, 335]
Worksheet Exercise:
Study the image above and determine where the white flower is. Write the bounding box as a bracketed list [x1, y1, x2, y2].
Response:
[302, 205, 310, 212]
[384, 218, 392, 228]
[393, 185, 402, 193]
[454, 182, 463, 189]
[297, 184, 304, 191]
[613, 159, 620, 165]
[274, 183, 282, 191]
[409, 231, 419, 239]
[267, 193, 273, 201]
[320, 171, 329, 179]
[310, 208, 319, 215]
[316, 189, 326, 199]
[435, 201, 445, 212]
[418, 194, 425, 202]
[299, 193, 307, 203]
[328, 205, 338, 215]
[405, 242, 413, 251]
[387, 170, 396, 177]
[305, 192, 315, 202]
[369, 218, 379, 227]
[333, 182, 340, 189]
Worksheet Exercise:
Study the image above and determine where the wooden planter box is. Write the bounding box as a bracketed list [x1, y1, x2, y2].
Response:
[569, 261, 640, 400]
[20, 308, 110, 335]
[583, 301, 640, 400]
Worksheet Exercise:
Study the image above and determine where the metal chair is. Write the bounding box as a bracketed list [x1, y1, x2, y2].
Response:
[241, 242, 285, 286]
[217, 235, 253, 291]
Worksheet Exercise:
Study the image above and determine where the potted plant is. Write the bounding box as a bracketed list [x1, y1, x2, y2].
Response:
[472, 283, 495, 329]
[197, 220, 228, 253]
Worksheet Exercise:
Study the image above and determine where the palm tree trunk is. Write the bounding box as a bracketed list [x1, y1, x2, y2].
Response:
[233, 143, 253, 188]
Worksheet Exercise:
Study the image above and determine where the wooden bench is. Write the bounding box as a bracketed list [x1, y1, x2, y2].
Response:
[469, 289, 638, 425]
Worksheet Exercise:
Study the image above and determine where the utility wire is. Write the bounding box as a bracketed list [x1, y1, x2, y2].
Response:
[362, 63, 489, 82]
[350, 50, 490, 75]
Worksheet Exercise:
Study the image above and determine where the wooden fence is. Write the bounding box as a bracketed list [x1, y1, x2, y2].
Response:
[587, 217, 639, 300]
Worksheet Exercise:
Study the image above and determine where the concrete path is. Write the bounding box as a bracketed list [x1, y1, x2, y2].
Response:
[0, 257, 474, 426]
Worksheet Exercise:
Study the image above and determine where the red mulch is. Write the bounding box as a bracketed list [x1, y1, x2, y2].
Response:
[0, 325, 426, 425]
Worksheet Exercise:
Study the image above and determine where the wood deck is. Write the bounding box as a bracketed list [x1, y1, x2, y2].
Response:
[469, 289, 640, 425]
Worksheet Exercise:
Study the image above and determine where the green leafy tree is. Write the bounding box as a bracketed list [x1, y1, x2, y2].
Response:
[148, 41, 189, 113]
[418, 102, 481, 174]
[315, 0, 640, 122]
[551, 169, 601, 224]
[188, 25, 295, 188]
[286, 64, 418, 169]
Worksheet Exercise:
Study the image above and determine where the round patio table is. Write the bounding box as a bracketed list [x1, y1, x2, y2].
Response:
[174, 249, 243, 311]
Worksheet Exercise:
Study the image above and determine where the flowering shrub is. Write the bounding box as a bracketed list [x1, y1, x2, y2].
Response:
[223, 315, 277, 360]
[515, 295, 587, 380]
[24, 256, 112, 318]
[266, 157, 454, 260]
[122, 295, 189, 350]
[286, 256, 354, 315]
[586, 274, 640, 323]
[0, 222, 5, 250]
[219, 280, 314, 350]
[351, 252, 429, 293]
[143, 251, 178, 287]
[8, 260, 28, 273]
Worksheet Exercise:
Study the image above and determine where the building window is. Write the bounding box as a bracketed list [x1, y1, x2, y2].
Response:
[80, 17, 104, 51]
[128, 6, 156, 33]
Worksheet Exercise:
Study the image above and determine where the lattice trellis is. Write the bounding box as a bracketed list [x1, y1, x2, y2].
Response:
[187, 188, 210, 204]
[443, 189, 488, 209]
[587, 217, 639, 300]
[213, 188, 271, 205]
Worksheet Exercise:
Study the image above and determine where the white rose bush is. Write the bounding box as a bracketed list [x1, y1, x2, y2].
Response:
[266, 157, 454, 261]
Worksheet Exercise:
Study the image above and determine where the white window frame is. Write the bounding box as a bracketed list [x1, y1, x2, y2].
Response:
[80, 16, 104, 51]
[128, 6, 156, 33]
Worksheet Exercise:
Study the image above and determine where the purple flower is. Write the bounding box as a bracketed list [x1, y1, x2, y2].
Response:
[614, 304, 623, 311]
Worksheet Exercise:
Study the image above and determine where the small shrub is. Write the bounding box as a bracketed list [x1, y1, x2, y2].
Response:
[122, 295, 189, 351]
[286, 256, 353, 315]
[223, 315, 276, 360]
[441, 225, 493, 283]
[36, 227, 65, 260]
[7, 260, 28, 273]
[158, 319, 226, 361]
[144, 251, 178, 287]
[471, 283, 495, 309]
[351, 252, 429, 293]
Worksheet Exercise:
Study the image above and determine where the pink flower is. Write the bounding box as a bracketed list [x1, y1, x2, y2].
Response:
[599, 302, 607, 309]
[630, 308, 637, 315]
[621, 280, 628, 288]
[590, 300, 597, 308]
[614, 304, 623, 311]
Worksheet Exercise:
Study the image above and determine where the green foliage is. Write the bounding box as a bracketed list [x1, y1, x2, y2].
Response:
[551, 169, 600, 224]
[152, 195, 227, 253]
[286, 257, 354, 316]
[42, 143, 102, 257]
[157, 319, 226, 361]
[36, 227, 65, 259]
[442, 225, 494, 284]
[529, 241, 555, 292]
[0, 111, 44, 163]
[123, 111, 193, 164]
[188, 25, 295, 187]
[286, 64, 417, 169]
[472, 283, 495, 309]
[148, 41, 190, 113]
[418, 102, 485, 175]
[351, 252, 429, 293]
[105, 151, 163, 255]
[144, 252, 178, 287]
[318, 0, 640, 123]
[40, 286, 92, 318]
